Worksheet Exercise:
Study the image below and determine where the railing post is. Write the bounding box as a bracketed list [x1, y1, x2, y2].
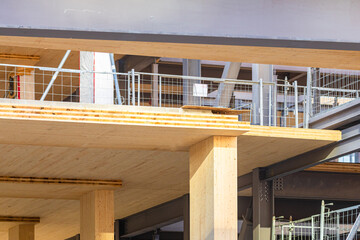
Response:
[127, 72, 131, 105]
[311, 216, 315, 240]
[336, 212, 340, 240]
[259, 78, 263, 126]
[131, 69, 135, 106]
[283, 78, 288, 127]
[272, 82, 277, 126]
[305, 67, 312, 128]
[320, 200, 325, 240]
[268, 84, 272, 126]
[294, 81, 299, 128]
[159, 76, 162, 107]
[271, 216, 276, 240]
[137, 74, 140, 106]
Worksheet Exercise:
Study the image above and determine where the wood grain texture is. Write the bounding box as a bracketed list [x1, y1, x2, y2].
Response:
[0, 36, 359, 70]
[0, 54, 39, 61]
[306, 162, 360, 174]
[0, 176, 122, 187]
[190, 136, 238, 240]
[9, 224, 34, 240]
[182, 105, 250, 115]
[0, 216, 39, 223]
[81, 190, 114, 240]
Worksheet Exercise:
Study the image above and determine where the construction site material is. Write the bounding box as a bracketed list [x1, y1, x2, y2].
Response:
[182, 105, 250, 115]
[0, 216, 39, 223]
[1, 36, 360, 70]
[190, 136, 237, 240]
[0, 176, 122, 187]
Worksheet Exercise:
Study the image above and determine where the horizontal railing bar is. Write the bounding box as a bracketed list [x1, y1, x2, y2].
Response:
[312, 86, 359, 93]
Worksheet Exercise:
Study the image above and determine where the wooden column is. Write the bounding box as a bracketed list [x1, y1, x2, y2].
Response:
[18, 68, 35, 100]
[81, 190, 114, 240]
[190, 136, 238, 240]
[9, 224, 35, 240]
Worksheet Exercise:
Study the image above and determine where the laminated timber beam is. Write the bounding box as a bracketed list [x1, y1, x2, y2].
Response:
[0, 53, 40, 61]
[0, 176, 122, 187]
[1, 36, 360, 70]
[0, 216, 40, 223]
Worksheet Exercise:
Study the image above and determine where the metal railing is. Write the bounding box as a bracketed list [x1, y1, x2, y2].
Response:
[272, 201, 360, 240]
[311, 68, 360, 116]
[0, 63, 358, 129]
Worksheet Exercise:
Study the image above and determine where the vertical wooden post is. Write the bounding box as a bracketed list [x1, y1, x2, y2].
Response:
[9, 224, 35, 240]
[81, 190, 114, 240]
[190, 136, 238, 240]
[17, 68, 35, 100]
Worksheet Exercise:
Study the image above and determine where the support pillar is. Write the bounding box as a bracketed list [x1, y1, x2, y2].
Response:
[214, 62, 241, 108]
[80, 51, 114, 104]
[182, 59, 201, 106]
[190, 136, 237, 240]
[9, 224, 34, 240]
[81, 190, 114, 240]
[252, 168, 274, 240]
[252, 64, 275, 126]
[151, 63, 159, 107]
[17, 68, 35, 100]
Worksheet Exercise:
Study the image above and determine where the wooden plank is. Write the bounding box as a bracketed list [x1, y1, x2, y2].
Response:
[182, 105, 250, 115]
[0, 176, 122, 187]
[81, 190, 114, 240]
[132, 83, 183, 95]
[0, 216, 40, 223]
[190, 136, 237, 240]
[306, 162, 360, 174]
[1, 36, 360, 70]
[9, 224, 35, 240]
[0, 53, 39, 61]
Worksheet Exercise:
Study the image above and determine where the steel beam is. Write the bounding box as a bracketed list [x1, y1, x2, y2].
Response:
[252, 168, 274, 240]
[238, 123, 360, 190]
[214, 62, 241, 108]
[275, 171, 360, 201]
[238, 172, 252, 192]
[309, 98, 360, 130]
[264, 125, 360, 180]
[116, 195, 188, 238]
